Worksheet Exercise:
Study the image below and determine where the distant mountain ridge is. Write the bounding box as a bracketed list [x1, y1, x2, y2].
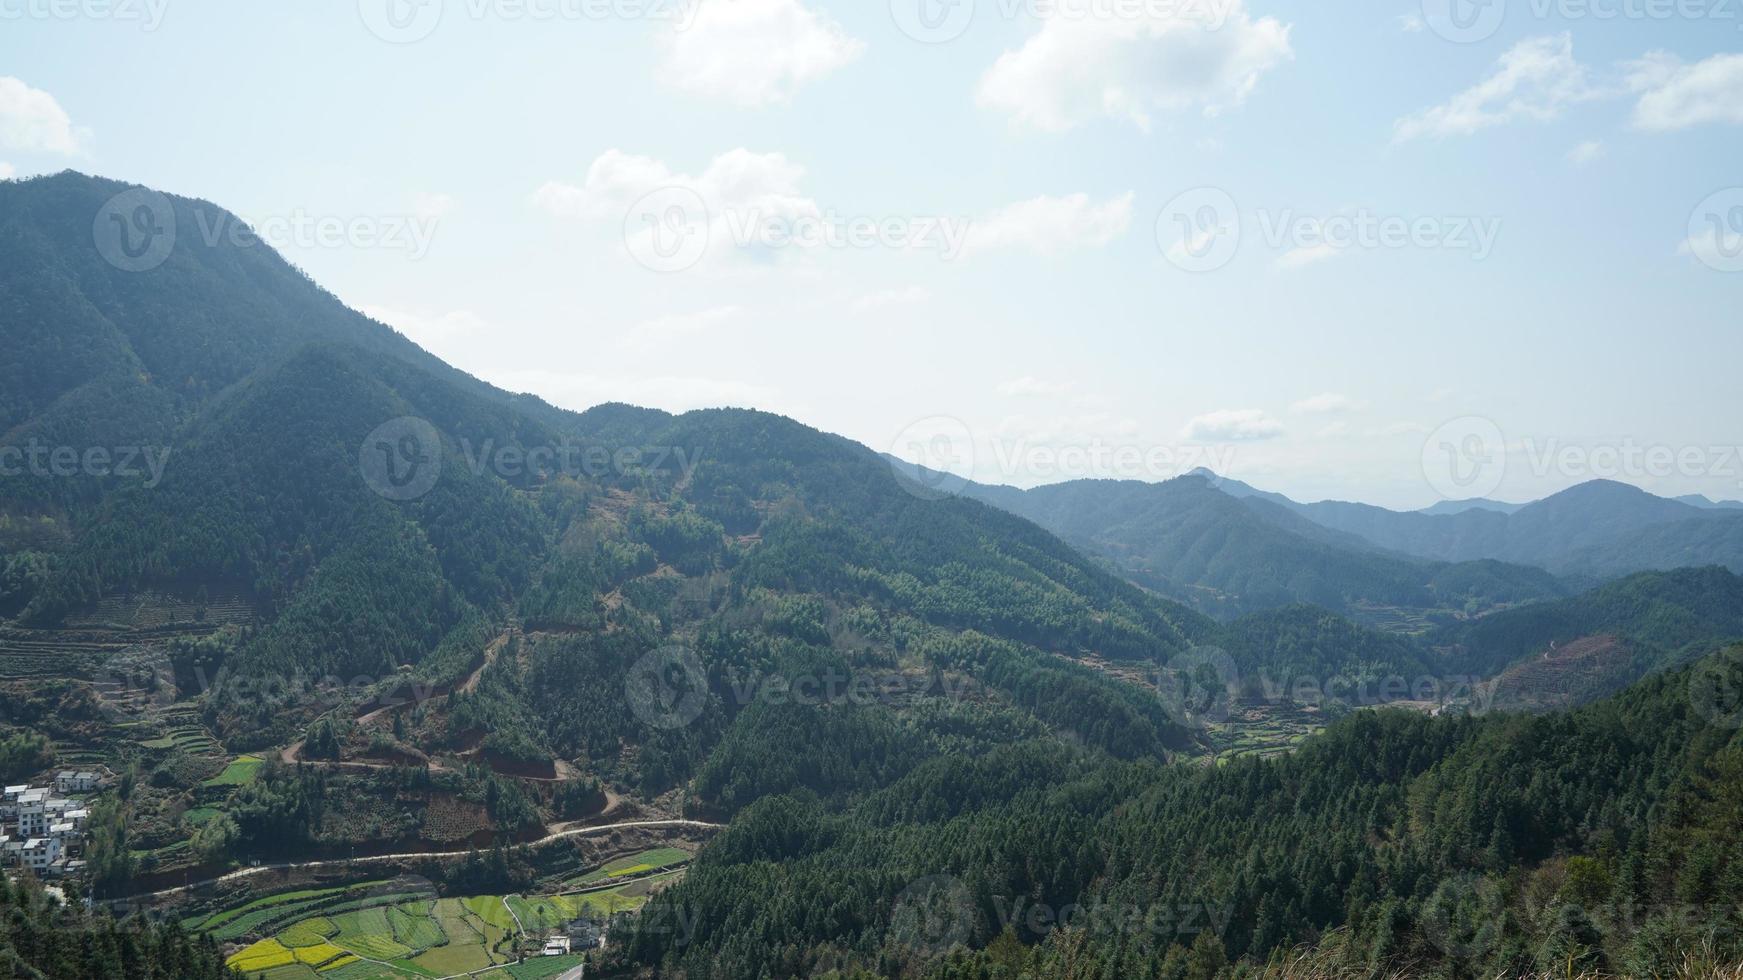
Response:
[937, 469, 1569, 623]
[1197, 471, 1743, 577]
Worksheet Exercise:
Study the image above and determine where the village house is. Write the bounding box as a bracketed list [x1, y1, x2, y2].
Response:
[54, 772, 99, 794]
[14, 838, 61, 873]
[1, 780, 96, 877]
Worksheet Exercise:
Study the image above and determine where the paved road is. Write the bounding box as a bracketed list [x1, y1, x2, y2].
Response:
[110, 819, 722, 902]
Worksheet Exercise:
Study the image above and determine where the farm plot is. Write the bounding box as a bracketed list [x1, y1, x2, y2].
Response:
[568, 846, 692, 886]
[226, 882, 660, 977]
[203, 754, 264, 787]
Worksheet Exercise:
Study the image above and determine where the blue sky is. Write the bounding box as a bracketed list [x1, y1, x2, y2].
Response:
[2, 0, 1740, 508]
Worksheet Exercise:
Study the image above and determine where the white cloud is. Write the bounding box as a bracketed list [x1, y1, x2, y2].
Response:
[963, 192, 1134, 255]
[1626, 52, 1743, 130]
[1371, 421, 1430, 437]
[1398, 13, 1425, 32]
[619, 305, 744, 355]
[1290, 393, 1367, 415]
[1315, 421, 1350, 438]
[658, 0, 863, 107]
[535, 148, 819, 270]
[1275, 243, 1343, 270]
[850, 285, 931, 314]
[0, 77, 85, 155]
[997, 376, 1072, 397]
[975, 0, 1291, 132]
[1394, 34, 1596, 141]
[1567, 140, 1605, 165]
[1181, 409, 1284, 442]
[0, 161, 13, 180]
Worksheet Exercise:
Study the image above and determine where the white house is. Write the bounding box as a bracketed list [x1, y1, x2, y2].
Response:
[54, 772, 98, 794]
[15, 791, 47, 838]
[542, 936, 572, 956]
[18, 838, 60, 872]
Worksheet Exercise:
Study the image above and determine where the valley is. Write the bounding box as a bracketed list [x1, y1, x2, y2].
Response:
[0, 173, 1740, 979]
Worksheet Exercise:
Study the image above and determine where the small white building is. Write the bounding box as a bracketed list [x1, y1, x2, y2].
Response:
[15, 791, 48, 838]
[542, 936, 572, 956]
[18, 838, 60, 872]
[54, 772, 98, 794]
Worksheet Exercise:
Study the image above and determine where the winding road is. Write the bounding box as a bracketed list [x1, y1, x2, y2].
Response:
[111, 819, 722, 902]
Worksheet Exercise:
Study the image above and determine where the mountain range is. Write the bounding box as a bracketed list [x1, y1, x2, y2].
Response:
[935, 464, 1743, 624]
[4, 173, 1743, 979]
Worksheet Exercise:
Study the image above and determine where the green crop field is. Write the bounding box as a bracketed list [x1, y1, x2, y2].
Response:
[571, 846, 692, 885]
[182, 805, 225, 827]
[225, 882, 656, 977]
[202, 754, 264, 787]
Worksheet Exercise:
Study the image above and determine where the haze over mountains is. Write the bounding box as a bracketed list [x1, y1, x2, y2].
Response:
[935, 461, 1743, 623]
[4, 173, 1743, 978]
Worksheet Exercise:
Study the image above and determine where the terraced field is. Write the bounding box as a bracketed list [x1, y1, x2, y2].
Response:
[222, 878, 660, 978]
[0, 624, 122, 677]
[1203, 700, 1327, 761]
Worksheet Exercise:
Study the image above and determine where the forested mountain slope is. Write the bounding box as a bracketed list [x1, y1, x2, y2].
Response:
[614, 643, 1743, 978]
[955, 473, 1568, 622]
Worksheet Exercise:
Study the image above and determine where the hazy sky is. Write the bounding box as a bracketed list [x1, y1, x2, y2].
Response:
[2, 0, 1740, 508]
